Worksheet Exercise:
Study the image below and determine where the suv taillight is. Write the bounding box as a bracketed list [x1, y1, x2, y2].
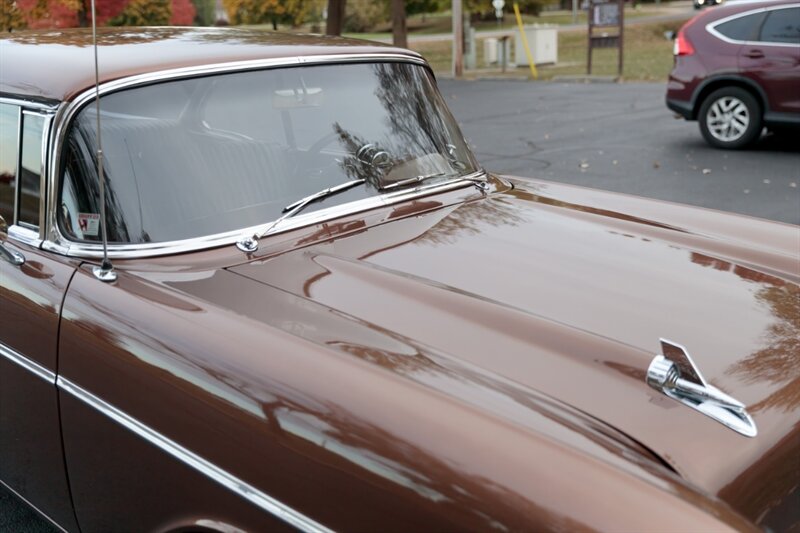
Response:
[674, 27, 695, 56]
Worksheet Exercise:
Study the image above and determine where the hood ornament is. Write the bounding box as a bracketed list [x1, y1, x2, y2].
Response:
[647, 339, 757, 438]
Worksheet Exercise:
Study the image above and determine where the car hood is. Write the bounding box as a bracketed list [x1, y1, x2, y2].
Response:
[209, 178, 798, 525]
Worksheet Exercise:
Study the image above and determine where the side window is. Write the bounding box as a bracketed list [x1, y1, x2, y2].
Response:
[759, 8, 800, 44]
[19, 113, 46, 228]
[0, 104, 20, 228]
[714, 12, 766, 42]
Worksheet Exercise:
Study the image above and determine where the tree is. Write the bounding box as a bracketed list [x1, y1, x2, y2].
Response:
[1, 0, 28, 30]
[108, 0, 171, 25]
[391, 0, 406, 47]
[190, 0, 214, 25]
[325, 0, 344, 35]
[222, 0, 315, 28]
[15, 0, 192, 27]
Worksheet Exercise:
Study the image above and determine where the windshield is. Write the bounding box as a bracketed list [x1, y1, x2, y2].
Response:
[59, 61, 479, 245]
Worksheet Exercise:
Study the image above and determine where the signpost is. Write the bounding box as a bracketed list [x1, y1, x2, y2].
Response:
[587, 0, 624, 78]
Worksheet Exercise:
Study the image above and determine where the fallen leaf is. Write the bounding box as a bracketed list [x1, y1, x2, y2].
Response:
[653, 161, 661, 169]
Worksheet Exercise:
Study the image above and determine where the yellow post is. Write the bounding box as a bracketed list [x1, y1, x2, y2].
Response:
[513, 3, 538, 79]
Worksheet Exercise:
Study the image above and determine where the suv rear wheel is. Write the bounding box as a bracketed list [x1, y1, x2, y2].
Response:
[698, 87, 762, 149]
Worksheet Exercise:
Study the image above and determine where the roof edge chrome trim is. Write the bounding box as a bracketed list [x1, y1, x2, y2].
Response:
[45, 52, 457, 259]
[56, 376, 334, 533]
[51, 171, 488, 260]
[0, 341, 56, 384]
[706, 3, 800, 47]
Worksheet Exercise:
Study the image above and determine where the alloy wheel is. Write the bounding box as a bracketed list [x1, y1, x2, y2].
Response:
[706, 97, 750, 142]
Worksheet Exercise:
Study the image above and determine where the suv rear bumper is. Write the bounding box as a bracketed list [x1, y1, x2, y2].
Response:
[667, 98, 694, 120]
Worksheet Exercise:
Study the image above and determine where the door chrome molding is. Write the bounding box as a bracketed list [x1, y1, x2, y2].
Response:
[0, 341, 56, 384]
[56, 376, 334, 533]
[646, 339, 757, 438]
[0, 478, 68, 533]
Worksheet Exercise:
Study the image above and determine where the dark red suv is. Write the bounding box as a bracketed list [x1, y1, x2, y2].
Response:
[666, 0, 800, 149]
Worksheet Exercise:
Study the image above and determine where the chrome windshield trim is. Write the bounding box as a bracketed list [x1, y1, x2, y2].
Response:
[44, 52, 457, 259]
[56, 376, 334, 533]
[0, 341, 56, 384]
[49, 171, 487, 259]
[0, 96, 60, 111]
[706, 4, 800, 47]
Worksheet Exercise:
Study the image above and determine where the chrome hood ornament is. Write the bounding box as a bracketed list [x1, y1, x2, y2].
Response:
[647, 339, 757, 438]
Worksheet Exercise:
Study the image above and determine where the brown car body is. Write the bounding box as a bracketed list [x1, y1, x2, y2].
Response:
[1, 28, 798, 533]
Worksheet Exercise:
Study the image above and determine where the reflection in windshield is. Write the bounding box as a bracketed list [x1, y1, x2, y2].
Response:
[60, 62, 479, 245]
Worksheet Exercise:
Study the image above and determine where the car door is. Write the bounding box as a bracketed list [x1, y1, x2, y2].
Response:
[0, 101, 80, 531]
[739, 5, 800, 116]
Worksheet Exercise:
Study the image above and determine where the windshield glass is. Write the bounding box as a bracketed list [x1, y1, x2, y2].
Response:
[59, 61, 479, 244]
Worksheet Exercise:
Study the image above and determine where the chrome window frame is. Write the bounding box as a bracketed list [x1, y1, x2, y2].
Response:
[0, 97, 55, 247]
[707, 3, 800, 46]
[43, 53, 487, 259]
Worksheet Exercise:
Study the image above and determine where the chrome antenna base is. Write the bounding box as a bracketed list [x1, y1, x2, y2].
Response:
[647, 339, 757, 438]
[236, 236, 258, 253]
[92, 262, 117, 283]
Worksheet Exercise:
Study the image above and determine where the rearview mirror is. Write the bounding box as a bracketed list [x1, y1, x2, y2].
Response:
[273, 87, 323, 109]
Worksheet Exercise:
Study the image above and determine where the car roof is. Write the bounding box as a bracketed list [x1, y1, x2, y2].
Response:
[0, 27, 420, 104]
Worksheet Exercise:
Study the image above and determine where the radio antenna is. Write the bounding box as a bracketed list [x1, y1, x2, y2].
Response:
[90, 0, 117, 283]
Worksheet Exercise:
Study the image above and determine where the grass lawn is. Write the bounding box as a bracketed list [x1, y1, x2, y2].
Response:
[409, 18, 689, 81]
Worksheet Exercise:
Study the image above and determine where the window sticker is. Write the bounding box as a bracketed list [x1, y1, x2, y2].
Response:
[77, 213, 100, 237]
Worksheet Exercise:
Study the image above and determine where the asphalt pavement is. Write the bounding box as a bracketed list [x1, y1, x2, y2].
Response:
[439, 79, 800, 225]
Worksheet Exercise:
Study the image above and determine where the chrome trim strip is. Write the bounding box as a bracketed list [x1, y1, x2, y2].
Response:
[706, 4, 800, 47]
[21, 110, 52, 239]
[57, 376, 334, 533]
[48, 171, 487, 259]
[0, 96, 59, 111]
[12, 105, 21, 225]
[0, 478, 68, 533]
[8, 224, 43, 247]
[45, 52, 485, 260]
[0, 341, 56, 384]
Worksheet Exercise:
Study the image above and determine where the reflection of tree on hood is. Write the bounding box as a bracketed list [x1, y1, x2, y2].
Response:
[728, 283, 800, 413]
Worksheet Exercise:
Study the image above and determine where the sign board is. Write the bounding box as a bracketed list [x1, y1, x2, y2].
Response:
[587, 0, 624, 77]
[592, 3, 619, 26]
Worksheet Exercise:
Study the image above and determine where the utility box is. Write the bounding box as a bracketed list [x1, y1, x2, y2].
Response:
[484, 36, 512, 68]
[514, 25, 558, 66]
[484, 38, 499, 64]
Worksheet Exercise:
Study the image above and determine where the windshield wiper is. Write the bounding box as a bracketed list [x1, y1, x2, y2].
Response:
[236, 178, 366, 253]
[380, 171, 490, 193]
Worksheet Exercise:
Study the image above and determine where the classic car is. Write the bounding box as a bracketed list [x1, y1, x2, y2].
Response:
[1, 27, 798, 533]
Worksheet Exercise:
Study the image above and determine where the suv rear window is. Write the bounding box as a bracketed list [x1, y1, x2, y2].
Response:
[759, 7, 800, 44]
[714, 12, 765, 41]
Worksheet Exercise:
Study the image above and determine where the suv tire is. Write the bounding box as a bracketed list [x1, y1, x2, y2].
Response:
[698, 87, 762, 149]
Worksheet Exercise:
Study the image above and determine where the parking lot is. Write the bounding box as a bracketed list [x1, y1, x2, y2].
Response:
[440, 79, 800, 225]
